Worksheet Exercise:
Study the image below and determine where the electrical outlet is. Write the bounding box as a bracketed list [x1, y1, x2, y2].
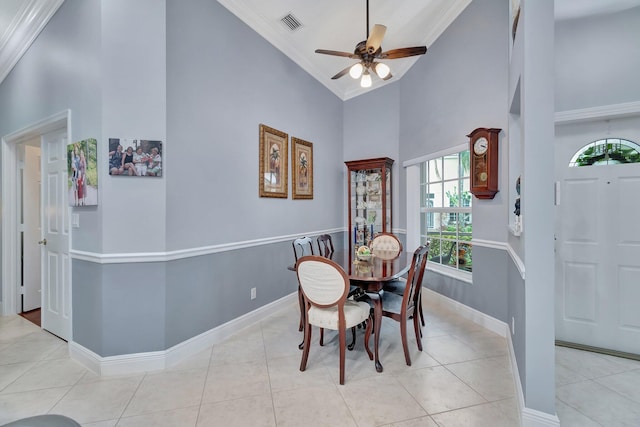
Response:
[251, 287, 256, 300]
[511, 317, 515, 335]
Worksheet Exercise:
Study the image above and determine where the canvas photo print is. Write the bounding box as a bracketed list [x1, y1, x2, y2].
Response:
[67, 138, 98, 206]
[109, 138, 163, 177]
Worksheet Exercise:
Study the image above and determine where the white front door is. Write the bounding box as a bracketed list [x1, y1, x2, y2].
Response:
[40, 130, 71, 341]
[22, 145, 42, 312]
[555, 161, 640, 355]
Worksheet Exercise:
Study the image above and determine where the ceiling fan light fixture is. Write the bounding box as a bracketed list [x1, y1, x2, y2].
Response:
[360, 70, 372, 88]
[349, 62, 364, 79]
[374, 62, 390, 79]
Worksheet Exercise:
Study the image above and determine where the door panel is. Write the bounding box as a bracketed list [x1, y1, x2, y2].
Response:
[556, 162, 640, 355]
[41, 130, 71, 340]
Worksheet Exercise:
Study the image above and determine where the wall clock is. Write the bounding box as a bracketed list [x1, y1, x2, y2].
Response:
[468, 127, 501, 199]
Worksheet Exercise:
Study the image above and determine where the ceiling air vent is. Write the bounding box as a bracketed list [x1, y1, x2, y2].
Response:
[280, 13, 302, 31]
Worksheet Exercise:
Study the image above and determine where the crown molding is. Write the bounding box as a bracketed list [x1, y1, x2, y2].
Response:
[555, 101, 640, 124]
[0, 0, 64, 85]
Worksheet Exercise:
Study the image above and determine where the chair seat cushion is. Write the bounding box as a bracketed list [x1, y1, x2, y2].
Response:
[382, 278, 406, 295]
[308, 300, 370, 330]
[381, 291, 404, 315]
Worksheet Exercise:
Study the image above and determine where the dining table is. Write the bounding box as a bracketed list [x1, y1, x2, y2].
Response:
[289, 249, 411, 373]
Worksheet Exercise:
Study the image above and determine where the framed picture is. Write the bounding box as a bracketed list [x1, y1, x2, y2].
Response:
[108, 138, 162, 177]
[67, 138, 98, 206]
[259, 124, 288, 198]
[291, 137, 313, 199]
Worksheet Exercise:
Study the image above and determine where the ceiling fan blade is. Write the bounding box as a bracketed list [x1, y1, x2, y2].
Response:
[315, 49, 358, 59]
[366, 24, 387, 54]
[379, 46, 427, 59]
[331, 65, 353, 80]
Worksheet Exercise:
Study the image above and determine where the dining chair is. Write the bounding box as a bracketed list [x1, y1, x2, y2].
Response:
[370, 232, 403, 256]
[315, 233, 365, 346]
[316, 234, 334, 257]
[378, 234, 424, 327]
[296, 255, 371, 385]
[368, 243, 429, 366]
[292, 236, 315, 262]
[292, 237, 316, 332]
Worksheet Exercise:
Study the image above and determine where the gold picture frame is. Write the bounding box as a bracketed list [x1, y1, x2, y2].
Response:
[292, 137, 313, 199]
[259, 124, 288, 198]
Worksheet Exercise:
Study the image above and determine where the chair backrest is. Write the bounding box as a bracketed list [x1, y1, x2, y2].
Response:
[403, 243, 430, 310]
[370, 233, 403, 254]
[292, 236, 315, 262]
[316, 234, 334, 257]
[296, 256, 349, 308]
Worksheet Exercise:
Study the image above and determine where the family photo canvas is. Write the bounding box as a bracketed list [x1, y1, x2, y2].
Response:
[67, 138, 98, 206]
[108, 138, 163, 177]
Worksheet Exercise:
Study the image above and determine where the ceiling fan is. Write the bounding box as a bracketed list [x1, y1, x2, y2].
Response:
[315, 0, 427, 88]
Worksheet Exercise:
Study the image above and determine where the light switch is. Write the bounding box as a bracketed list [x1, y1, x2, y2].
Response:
[72, 214, 80, 228]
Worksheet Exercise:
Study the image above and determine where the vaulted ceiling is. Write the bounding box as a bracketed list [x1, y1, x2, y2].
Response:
[2, 0, 640, 100]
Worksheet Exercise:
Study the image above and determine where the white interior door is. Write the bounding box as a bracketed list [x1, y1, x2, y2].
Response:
[41, 130, 71, 340]
[555, 162, 640, 355]
[22, 145, 42, 312]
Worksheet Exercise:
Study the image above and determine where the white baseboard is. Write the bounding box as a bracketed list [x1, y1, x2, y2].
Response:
[423, 288, 507, 337]
[522, 408, 561, 427]
[423, 288, 559, 427]
[69, 293, 297, 376]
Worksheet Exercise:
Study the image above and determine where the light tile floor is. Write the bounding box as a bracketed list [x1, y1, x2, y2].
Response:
[1, 298, 639, 426]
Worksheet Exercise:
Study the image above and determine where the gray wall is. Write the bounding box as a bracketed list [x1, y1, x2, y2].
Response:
[397, 0, 510, 317]
[555, 6, 640, 112]
[343, 83, 402, 230]
[165, 0, 345, 249]
[399, 0, 509, 243]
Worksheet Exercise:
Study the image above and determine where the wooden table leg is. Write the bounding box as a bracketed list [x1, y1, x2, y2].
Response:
[369, 292, 383, 373]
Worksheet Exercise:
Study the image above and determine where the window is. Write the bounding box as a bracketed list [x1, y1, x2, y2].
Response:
[569, 138, 640, 167]
[420, 150, 472, 272]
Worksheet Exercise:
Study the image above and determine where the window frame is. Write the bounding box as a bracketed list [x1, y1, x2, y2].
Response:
[418, 146, 473, 278]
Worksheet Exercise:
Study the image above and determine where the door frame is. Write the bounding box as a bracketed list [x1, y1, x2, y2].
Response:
[1, 109, 71, 317]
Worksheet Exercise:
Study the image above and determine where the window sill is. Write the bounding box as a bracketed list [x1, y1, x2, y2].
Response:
[426, 263, 472, 284]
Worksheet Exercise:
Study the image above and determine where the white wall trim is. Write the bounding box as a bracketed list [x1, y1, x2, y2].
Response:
[472, 238, 507, 251]
[69, 293, 297, 376]
[507, 243, 526, 279]
[0, 0, 65, 85]
[522, 408, 561, 427]
[70, 228, 345, 264]
[402, 143, 468, 167]
[427, 288, 559, 427]
[555, 101, 640, 124]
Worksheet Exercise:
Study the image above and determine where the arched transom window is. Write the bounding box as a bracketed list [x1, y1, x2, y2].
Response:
[569, 138, 640, 167]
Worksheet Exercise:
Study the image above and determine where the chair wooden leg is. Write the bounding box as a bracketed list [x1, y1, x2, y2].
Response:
[419, 296, 425, 327]
[300, 322, 312, 372]
[348, 327, 356, 351]
[364, 315, 373, 360]
[339, 328, 346, 385]
[400, 313, 411, 366]
[298, 286, 304, 332]
[414, 310, 423, 351]
[319, 328, 324, 346]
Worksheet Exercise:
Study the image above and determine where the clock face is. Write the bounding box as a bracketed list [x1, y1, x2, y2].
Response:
[474, 137, 488, 155]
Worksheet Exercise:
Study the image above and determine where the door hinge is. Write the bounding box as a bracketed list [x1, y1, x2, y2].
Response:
[19, 286, 25, 295]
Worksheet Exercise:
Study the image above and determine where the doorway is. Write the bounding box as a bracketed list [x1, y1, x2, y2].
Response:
[1, 110, 72, 341]
[555, 117, 640, 357]
[20, 142, 43, 326]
